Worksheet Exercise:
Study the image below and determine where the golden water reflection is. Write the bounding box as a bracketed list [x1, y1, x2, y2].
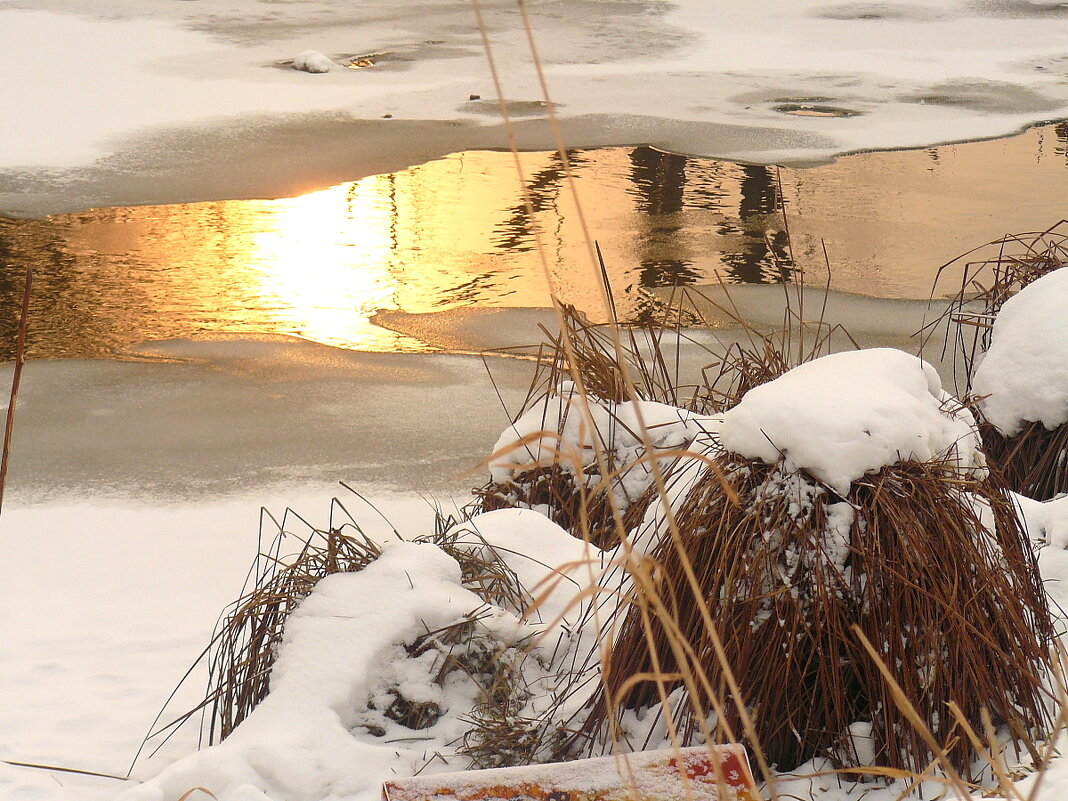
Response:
[0, 122, 1066, 359]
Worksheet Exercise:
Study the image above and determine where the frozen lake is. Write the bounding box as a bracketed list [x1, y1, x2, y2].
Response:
[1, 124, 1066, 361]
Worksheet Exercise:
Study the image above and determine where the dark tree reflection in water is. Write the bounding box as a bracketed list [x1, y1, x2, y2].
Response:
[629, 147, 702, 291]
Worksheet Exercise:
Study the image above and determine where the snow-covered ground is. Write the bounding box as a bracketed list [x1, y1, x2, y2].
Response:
[0, 490, 446, 801]
[2, 0, 1068, 214]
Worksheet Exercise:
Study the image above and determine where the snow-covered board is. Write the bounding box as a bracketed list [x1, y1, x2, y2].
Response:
[382, 745, 762, 801]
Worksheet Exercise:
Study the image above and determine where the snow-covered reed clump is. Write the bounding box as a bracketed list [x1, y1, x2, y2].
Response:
[483, 387, 719, 549]
[581, 348, 1053, 781]
[973, 267, 1068, 499]
[120, 511, 607, 801]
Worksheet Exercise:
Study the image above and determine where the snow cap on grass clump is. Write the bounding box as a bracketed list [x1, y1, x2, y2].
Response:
[483, 387, 719, 547]
[489, 390, 716, 486]
[719, 348, 979, 494]
[974, 267, 1068, 435]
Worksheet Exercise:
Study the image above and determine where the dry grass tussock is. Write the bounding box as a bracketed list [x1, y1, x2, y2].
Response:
[930, 220, 1068, 396]
[138, 496, 549, 769]
[576, 456, 1054, 781]
[476, 282, 851, 549]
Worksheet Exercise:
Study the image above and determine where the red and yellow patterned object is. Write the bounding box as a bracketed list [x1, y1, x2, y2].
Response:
[382, 745, 762, 801]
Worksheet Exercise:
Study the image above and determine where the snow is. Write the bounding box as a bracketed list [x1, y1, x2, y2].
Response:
[490, 389, 720, 502]
[718, 348, 981, 494]
[1013, 492, 1068, 549]
[447, 508, 602, 635]
[292, 51, 335, 74]
[117, 541, 494, 801]
[3, 1, 1068, 179]
[973, 268, 1068, 435]
[0, 10, 372, 169]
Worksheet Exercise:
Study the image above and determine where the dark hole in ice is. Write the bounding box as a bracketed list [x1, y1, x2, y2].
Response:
[773, 102, 862, 118]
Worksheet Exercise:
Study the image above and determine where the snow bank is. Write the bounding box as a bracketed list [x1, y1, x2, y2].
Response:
[973, 269, 1068, 435]
[719, 349, 980, 494]
[490, 389, 719, 501]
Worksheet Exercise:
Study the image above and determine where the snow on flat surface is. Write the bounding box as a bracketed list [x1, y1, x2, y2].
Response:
[719, 348, 980, 493]
[0, 10, 376, 169]
[973, 269, 1068, 435]
[2, 1, 1068, 179]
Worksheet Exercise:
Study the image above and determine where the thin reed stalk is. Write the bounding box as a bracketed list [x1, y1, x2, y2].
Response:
[0, 266, 32, 516]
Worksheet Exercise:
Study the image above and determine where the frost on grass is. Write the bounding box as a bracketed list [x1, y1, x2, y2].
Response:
[974, 268, 1068, 436]
[719, 348, 982, 494]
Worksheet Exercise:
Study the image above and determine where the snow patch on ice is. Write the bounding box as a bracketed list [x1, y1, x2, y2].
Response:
[719, 348, 981, 494]
[292, 50, 335, 74]
[973, 268, 1068, 435]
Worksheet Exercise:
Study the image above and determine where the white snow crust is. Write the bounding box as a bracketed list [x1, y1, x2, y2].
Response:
[719, 348, 980, 494]
[973, 268, 1068, 435]
[4, 1, 1068, 171]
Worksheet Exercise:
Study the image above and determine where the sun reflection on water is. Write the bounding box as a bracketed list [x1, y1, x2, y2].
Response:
[245, 179, 409, 351]
[0, 123, 1066, 360]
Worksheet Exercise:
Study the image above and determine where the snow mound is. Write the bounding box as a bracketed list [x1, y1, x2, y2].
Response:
[448, 508, 602, 636]
[973, 269, 1068, 435]
[292, 50, 335, 74]
[119, 514, 609, 801]
[719, 348, 980, 494]
[118, 541, 494, 801]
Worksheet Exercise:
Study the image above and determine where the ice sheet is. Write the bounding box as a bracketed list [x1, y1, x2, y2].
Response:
[2, 0, 1068, 211]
